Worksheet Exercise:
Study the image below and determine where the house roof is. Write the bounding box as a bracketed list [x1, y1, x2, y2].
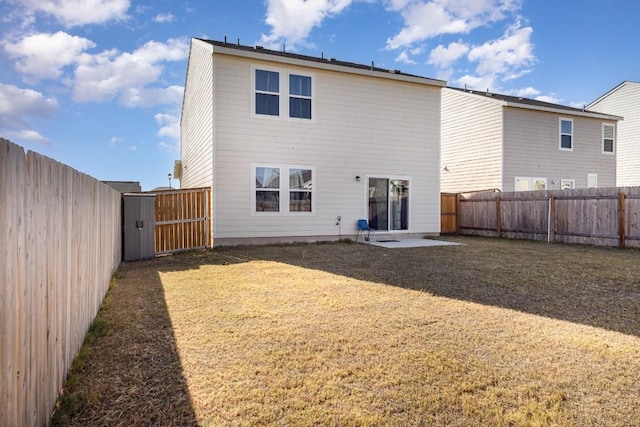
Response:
[587, 80, 640, 108]
[446, 86, 622, 121]
[195, 38, 446, 88]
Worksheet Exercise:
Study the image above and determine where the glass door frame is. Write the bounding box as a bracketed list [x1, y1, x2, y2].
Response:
[364, 174, 411, 233]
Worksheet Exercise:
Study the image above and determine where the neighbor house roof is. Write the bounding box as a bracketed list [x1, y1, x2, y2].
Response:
[446, 86, 622, 121]
[587, 80, 640, 108]
[195, 38, 446, 88]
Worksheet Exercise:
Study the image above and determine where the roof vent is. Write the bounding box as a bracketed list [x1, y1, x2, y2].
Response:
[390, 69, 401, 74]
[255, 45, 263, 50]
[328, 57, 336, 62]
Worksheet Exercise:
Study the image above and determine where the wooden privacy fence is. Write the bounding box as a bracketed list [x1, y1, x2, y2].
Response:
[1, 138, 122, 426]
[455, 187, 640, 248]
[153, 187, 211, 253]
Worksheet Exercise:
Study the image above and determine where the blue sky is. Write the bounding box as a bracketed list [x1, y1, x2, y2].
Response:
[1, 0, 638, 190]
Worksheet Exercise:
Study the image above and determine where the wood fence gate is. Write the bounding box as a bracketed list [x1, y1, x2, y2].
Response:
[440, 193, 459, 234]
[152, 187, 211, 253]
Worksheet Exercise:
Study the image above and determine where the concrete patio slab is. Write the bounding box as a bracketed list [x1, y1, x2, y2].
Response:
[365, 239, 463, 249]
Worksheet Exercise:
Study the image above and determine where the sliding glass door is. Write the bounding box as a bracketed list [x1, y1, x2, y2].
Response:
[368, 177, 409, 231]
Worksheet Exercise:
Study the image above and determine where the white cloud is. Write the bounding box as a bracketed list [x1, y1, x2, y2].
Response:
[73, 38, 189, 106]
[20, 0, 130, 27]
[536, 95, 562, 104]
[0, 83, 58, 128]
[467, 23, 534, 77]
[158, 140, 178, 152]
[119, 86, 184, 107]
[386, 0, 522, 49]
[154, 113, 179, 140]
[260, 0, 354, 49]
[428, 41, 469, 68]
[452, 21, 534, 91]
[4, 31, 95, 80]
[395, 51, 416, 64]
[153, 12, 175, 23]
[511, 86, 539, 97]
[5, 129, 50, 145]
[455, 73, 496, 91]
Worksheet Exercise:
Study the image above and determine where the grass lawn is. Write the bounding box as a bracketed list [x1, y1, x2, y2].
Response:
[53, 236, 640, 426]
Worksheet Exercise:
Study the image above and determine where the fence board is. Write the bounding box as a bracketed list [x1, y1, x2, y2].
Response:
[454, 186, 640, 248]
[1, 138, 121, 426]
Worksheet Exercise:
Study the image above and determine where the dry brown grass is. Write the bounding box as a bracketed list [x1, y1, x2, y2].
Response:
[55, 237, 640, 426]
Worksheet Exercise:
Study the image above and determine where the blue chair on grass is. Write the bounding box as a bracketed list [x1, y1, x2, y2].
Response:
[356, 219, 376, 243]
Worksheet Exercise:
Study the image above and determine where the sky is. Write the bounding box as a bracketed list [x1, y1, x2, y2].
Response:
[1, 0, 638, 191]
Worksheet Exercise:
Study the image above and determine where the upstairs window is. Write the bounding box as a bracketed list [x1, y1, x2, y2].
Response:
[559, 118, 573, 150]
[602, 124, 615, 154]
[255, 69, 279, 116]
[289, 74, 312, 119]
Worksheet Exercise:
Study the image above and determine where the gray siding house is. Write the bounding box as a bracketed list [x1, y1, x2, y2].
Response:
[441, 87, 621, 193]
[588, 81, 640, 186]
[180, 38, 445, 245]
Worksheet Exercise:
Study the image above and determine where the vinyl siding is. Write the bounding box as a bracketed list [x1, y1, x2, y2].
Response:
[502, 108, 616, 191]
[588, 82, 640, 186]
[211, 54, 441, 240]
[180, 40, 214, 189]
[441, 88, 503, 193]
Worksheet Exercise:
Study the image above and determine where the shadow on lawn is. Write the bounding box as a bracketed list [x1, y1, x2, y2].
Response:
[162, 237, 640, 338]
[60, 263, 199, 426]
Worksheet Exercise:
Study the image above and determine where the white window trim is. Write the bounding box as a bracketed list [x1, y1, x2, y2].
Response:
[251, 66, 316, 123]
[560, 179, 575, 190]
[587, 173, 598, 188]
[363, 174, 411, 233]
[559, 117, 573, 151]
[514, 177, 547, 191]
[251, 163, 316, 215]
[602, 123, 615, 155]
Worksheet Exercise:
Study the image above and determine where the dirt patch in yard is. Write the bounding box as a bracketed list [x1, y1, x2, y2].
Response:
[55, 237, 640, 426]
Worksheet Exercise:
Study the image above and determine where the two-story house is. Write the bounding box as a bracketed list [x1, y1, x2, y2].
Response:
[179, 38, 446, 245]
[588, 81, 640, 187]
[441, 87, 621, 193]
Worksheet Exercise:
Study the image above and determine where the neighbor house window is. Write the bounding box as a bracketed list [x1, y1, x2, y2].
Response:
[559, 118, 573, 150]
[560, 179, 575, 190]
[255, 69, 280, 116]
[253, 164, 314, 214]
[289, 74, 312, 119]
[587, 173, 598, 188]
[514, 177, 547, 191]
[602, 124, 615, 154]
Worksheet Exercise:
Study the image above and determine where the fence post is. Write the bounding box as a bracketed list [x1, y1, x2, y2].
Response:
[496, 196, 502, 237]
[548, 195, 555, 243]
[619, 192, 626, 248]
[455, 193, 460, 234]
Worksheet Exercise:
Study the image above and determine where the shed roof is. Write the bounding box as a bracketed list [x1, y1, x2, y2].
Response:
[195, 38, 446, 88]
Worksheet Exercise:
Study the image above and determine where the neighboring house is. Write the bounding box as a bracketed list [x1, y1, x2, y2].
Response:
[588, 81, 640, 187]
[180, 38, 445, 245]
[441, 87, 621, 193]
[102, 180, 142, 193]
